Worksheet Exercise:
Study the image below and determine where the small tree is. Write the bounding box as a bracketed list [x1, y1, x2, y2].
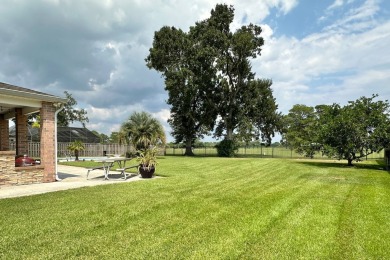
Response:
[319, 95, 390, 166]
[281, 104, 319, 158]
[283, 95, 390, 165]
[27, 91, 88, 127]
[58, 91, 89, 127]
[67, 140, 85, 161]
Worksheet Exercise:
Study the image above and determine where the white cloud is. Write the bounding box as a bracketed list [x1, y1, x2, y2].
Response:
[153, 109, 171, 123]
[226, 0, 298, 25]
[324, 0, 380, 33]
[254, 0, 390, 114]
[328, 0, 345, 10]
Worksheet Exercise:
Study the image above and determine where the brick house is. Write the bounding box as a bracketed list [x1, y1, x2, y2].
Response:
[0, 82, 66, 186]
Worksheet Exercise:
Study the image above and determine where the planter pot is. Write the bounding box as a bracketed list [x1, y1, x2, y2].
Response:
[139, 165, 155, 178]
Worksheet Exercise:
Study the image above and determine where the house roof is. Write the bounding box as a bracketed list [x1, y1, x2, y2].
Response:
[9, 125, 101, 143]
[0, 82, 66, 119]
[56, 127, 100, 143]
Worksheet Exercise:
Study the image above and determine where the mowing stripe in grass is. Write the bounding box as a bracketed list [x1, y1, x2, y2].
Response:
[1, 157, 389, 259]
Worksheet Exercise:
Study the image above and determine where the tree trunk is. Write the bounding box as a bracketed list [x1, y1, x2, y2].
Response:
[184, 139, 194, 156]
[75, 150, 79, 161]
[347, 158, 353, 166]
[226, 128, 234, 141]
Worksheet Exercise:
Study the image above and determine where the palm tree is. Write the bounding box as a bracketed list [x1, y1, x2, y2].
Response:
[117, 129, 129, 146]
[120, 111, 166, 150]
[67, 140, 85, 161]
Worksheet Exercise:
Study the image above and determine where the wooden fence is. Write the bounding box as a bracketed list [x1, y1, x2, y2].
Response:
[10, 142, 133, 158]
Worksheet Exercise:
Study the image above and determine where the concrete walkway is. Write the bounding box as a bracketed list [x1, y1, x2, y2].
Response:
[0, 165, 148, 199]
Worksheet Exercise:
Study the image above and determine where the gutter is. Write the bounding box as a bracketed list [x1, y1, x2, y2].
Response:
[0, 88, 67, 103]
[55, 104, 65, 181]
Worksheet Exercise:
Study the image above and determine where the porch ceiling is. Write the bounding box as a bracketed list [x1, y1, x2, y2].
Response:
[0, 82, 66, 119]
[0, 94, 42, 118]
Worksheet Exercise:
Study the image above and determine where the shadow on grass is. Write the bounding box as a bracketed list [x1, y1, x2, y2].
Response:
[165, 154, 219, 158]
[293, 159, 387, 171]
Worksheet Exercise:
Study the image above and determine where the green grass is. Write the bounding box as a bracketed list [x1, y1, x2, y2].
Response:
[1, 157, 390, 259]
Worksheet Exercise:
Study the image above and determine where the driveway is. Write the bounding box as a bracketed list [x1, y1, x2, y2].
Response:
[0, 165, 147, 199]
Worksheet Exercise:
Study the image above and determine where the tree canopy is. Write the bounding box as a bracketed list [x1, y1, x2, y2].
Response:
[146, 4, 281, 156]
[319, 95, 390, 165]
[29, 91, 88, 128]
[146, 25, 217, 155]
[57, 91, 89, 127]
[281, 104, 319, 158]
[282, 94, 390, 165]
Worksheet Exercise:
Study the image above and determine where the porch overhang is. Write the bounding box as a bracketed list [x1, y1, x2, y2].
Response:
[0, 83, 66, 119]
[0, 82, 67, 186]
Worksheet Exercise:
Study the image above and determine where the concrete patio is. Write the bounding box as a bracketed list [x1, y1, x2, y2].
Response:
[0, 165, 148, 199]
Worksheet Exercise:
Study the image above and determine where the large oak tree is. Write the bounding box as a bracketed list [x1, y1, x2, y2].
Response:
[207, 5, 279, 143]
[146, 25, 218, 156]
[146, 4, 280, 156]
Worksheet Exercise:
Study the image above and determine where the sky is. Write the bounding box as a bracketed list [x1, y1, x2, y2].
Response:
[1, 0, 389, 142]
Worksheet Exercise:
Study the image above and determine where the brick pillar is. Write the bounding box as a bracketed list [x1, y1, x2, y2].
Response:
[0, 114, 9, 151]
[15, 108, 28, 155]
[40, 102, 56, 182]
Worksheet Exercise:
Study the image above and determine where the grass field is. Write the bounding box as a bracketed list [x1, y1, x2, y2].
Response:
[1, 157, 389, 259]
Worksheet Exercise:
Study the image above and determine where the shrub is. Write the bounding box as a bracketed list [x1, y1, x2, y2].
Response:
[216, 139, 239, 157]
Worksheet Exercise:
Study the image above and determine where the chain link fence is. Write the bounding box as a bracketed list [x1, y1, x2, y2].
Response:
[10, 142, 385, 161]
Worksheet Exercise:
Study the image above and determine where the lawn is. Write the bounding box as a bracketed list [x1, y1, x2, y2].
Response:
[1, 157, 389, 259]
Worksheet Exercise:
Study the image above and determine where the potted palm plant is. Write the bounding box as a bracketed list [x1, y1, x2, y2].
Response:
[120, 111, 166, 178]
[137, 147, 158, 178]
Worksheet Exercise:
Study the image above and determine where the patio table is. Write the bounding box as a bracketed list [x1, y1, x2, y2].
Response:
[93, 157, 131, 180]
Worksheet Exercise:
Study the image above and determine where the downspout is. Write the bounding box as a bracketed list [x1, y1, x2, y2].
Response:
[55, 104, 64, 181]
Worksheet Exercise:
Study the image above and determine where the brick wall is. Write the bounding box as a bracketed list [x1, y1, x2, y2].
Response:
[0, 151, 44, 186]
[15, 108, 28, 155]
[0, 115, 9, 151]
[40, 102, 56, 182]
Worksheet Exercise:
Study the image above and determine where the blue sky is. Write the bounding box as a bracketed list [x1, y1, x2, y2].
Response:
[1, 0, 389, 142]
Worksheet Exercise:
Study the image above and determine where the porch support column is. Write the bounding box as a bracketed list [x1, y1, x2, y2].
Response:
[15, 108, 28, 156]
[40, 102, 56, 182]
[0, 114, 9, 151]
